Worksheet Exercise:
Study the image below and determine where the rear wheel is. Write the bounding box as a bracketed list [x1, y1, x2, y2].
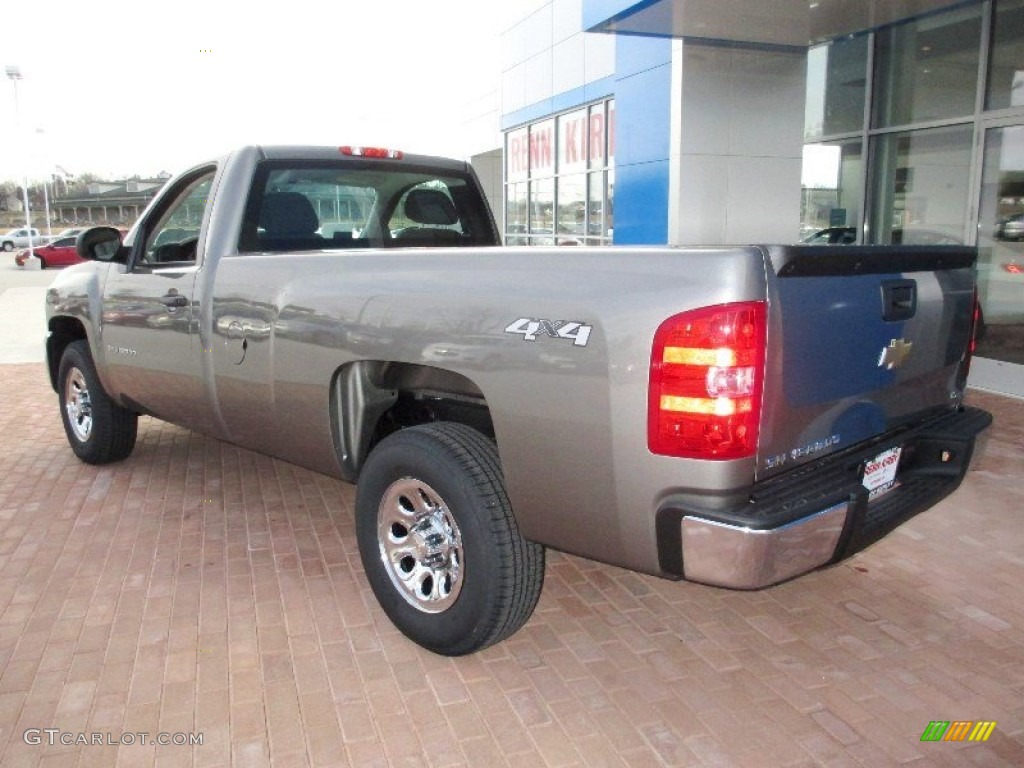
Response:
[356, 422, 544, 655]
[58, 341, 137, 464]
[2, 242, 12, 252]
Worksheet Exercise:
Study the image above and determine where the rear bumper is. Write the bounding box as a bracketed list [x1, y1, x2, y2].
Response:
[658, 405, 992, 589]
[680, 502, 849, 589]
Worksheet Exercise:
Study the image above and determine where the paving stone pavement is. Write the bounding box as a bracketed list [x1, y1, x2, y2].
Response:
[0, 362, 1021, 767]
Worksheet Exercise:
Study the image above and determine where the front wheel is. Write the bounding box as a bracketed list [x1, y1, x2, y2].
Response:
[356, 422, 544, 655]
[2, 242, 13, 252]
[58, 341, 138, 464]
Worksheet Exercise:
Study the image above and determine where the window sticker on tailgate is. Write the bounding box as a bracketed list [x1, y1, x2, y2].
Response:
[863, 446, 902, 500]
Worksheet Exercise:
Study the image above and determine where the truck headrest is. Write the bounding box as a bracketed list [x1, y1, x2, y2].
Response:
[404, 189, 458, 226]
[261, 192, 319, 237]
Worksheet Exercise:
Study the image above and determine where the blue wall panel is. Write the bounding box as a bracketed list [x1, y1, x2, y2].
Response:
[615, 30, 672, 78]
[614, 160, 670, 244]
[613, 36, 671, 244]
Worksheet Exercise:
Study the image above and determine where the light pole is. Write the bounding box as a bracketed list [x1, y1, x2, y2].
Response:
[35, 128, 53, 238]
[6, 64, 38, 266]
[41, 174, 52, 239]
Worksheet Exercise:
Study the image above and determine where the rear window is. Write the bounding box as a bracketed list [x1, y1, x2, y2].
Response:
[238, 161, 497, 252]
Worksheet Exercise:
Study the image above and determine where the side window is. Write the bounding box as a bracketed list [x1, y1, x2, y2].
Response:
[140, 171, 214, 265]
[388, 182, 465, 245]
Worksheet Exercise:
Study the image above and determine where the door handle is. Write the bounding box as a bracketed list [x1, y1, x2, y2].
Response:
[160, 293, 189, 308]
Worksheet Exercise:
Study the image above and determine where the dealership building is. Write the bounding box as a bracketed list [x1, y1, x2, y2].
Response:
[485, 0, 1023, 396]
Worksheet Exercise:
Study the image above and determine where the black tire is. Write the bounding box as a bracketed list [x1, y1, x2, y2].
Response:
[58, 340, 138, 464]
[37, 257, 46, 269]
[2, 242, 12, 252]
[356, 422, 544, 655]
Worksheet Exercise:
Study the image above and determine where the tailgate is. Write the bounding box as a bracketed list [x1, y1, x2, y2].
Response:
[756, 245, 977, 481]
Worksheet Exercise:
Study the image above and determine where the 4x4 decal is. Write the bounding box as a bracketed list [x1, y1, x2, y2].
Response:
[504, 318, 592, 347]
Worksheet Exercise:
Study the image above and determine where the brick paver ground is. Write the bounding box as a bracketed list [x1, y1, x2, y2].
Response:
[0, 362, 1021, 767]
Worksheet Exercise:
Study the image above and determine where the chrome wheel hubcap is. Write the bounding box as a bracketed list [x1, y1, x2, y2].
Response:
[65, 368, 93, 442]
[378, 478, 463, 613]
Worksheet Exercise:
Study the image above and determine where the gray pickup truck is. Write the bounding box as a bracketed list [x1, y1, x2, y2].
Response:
[44, 145, 991, 655]
[3, 227, 49, 252]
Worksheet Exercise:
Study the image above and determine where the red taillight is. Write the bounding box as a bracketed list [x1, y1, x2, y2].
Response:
[339, 146, 403, 159]
[648, 302, 766, 459]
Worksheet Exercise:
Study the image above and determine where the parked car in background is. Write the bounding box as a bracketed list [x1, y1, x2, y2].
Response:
[2, 228, 50, 251]
[15, 237, 84, 269]
[997, 214, 1024, 241]
[801, 227, 856, 244]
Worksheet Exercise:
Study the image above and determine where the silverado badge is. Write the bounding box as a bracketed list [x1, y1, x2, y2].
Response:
[878, 338, 913, 370]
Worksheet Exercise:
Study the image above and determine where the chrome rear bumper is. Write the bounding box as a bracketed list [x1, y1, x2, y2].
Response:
[680, 502, 848, 589]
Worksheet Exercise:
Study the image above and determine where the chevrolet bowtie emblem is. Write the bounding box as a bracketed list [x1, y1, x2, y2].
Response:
[878, 338, 913, 370]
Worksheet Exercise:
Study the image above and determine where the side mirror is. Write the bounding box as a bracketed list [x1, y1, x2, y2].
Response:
[76, 227, 126, 263]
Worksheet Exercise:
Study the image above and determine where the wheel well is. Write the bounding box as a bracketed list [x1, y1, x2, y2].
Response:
[331, 360, 494, 481]
[46, 317, 88, 391]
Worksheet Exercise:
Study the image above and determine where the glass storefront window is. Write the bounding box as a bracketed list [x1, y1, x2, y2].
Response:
[796, 2, 1024, 391]
[529, 178, 555, 244]
[504, 98, 615, 246]
[872, 6, 983, 128]
[804, 36, 868, 141]
[557, 174, 585, 242]
[505, 182, 528, 245]
[606, 101, 615, 167]
[587, 171, 604, 244]
[976, 124, 1024, 364]
[606, 168, 615, 240]
[528, 120, 556, 179]
[506, 128, 528, 182]
[986, 0, 1024, 112]
[868, 125, 972, 245]
[799, 141, 863, 242]
[589, 102, 609, 169]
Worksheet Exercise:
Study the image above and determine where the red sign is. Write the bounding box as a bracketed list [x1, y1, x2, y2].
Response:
[560, 110, 587, 171]
[507, 100, 615, 179]
[590, 112, 604, 163]
[507, 122, 555, 177]
[529, 121, 554, 175]
[507, 128, 528, 180]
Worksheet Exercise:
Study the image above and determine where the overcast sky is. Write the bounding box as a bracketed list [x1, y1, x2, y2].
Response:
[2, 0, 545, 183]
